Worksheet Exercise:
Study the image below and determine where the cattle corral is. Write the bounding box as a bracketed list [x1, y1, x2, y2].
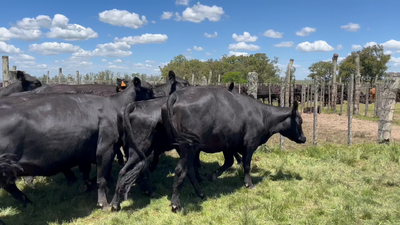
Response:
[1, 54, 400, 224]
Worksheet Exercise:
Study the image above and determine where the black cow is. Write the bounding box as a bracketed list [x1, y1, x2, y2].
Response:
[109, 82, 243, 210]
[0, 71, 42, 97]
[161, 86, 306, 212]
[0, 76, 161, 210]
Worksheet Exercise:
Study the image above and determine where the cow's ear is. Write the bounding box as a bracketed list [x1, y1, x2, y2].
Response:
[228, 82, 234, 91]
[16, 71, 26, 81]
[168, 70, 176, 82]
[133, 77, 141, 87]
[292, 100, 299, 113]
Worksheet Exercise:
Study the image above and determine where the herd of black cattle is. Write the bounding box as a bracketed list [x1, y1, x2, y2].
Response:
[0, 70, 306, 214]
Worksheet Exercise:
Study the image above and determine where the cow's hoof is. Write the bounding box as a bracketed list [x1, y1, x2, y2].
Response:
[245, 183, 255, 189]
[111, 204, 121, 212]
[171, 204, 181, 213]
[97, 202, 111, 212]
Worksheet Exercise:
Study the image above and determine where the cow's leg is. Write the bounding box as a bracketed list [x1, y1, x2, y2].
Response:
[78, 162, 95, 192]
[62, 169, 77, 185]
[193, 150, 203, 182]
[209, 150, 234, 181]
[3, 183, 32, 207]
[110, 153, 146, 211]
[116, 149, 125, 166]
[233, 152, 243, 165]
[242, 149, 255, 189]
[96, 144, 116, 210]
[137, 166, 153, 197]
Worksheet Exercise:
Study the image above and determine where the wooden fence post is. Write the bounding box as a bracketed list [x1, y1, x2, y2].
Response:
[285, 59, 294, 107]
[76, 71, 80, 85]
[365, 84, 370, 117]
[2, 56, 9, 87]
[191, 73, 195, 86]
[47, 71, 49, 84]
[291, 78, 295, 106]
[301, 84, 305, 111]
[375, 84, 380, 117]
[209, 70, 212, 85]
[247, 71, 258, 99]
[313, 78, 318, 145]
[348, 74, 354, 145]
[12, 65, 16, 71]
[327, 84, 331, 110]
[218, 74, 221, 85]
[280, 78, 285, 151]
[354, 53, 361, 114]
[268, 83, 272, 105]
[377, 72, 400, 144]
[331, 53, 338, 112]
[340, 83, 344, 116]
[58, 68, 62, 83]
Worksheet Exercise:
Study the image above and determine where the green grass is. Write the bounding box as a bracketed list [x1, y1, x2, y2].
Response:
[1, 143, 400, 225]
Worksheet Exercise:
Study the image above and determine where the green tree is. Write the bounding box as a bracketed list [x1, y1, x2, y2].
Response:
[222, 71, 247, 84]
[308, 61, 333, 84]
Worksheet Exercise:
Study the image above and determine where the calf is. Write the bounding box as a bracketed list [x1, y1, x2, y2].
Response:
[0, 76, 161, 210]
[162, 86, 306, 212]
[0, 71, 42, 97]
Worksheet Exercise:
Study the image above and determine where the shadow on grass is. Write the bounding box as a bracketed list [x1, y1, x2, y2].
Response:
[0, 152, 302, 224]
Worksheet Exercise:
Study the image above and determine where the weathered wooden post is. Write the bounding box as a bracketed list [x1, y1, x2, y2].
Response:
[365, 84, 370, 117]
[348, 74, 354, 145]
[247, 71, 258, 99]
[285, 59, 294, 107]
[191, 73, 195, 86]
[208, 70, 212, 85]
[308, 83, 311, 108]
[58, 68, 62, 83]
[375, 84, 380, 117]
[301, 84, 305, 111]
[268, 82, 272, 105]
[280, 77, 285, 151]
[340, 83, 344, 116]
[327, 84, 331, 110]
[2, 56, 9, 87]
[76, 70, 80, 85]
[12, 65, 16, 71]
[291, 78, 295, 106]
[313, 78, 318, 145]
[354, 53, 361, 114]
[377, 72, 400, 144]
[331, 53, 338, 112]
[218, 74, 221, 85]
[47, 71, 49, 84]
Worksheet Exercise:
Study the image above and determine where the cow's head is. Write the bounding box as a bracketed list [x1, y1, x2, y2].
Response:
[167, 70, 190, 95]
[116, 78, 129, 93]
[17, 71, 42, 91]
[132, 77, 155, 101]
[278, 101, 306, 144]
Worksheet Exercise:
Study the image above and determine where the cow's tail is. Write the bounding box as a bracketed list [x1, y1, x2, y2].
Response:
[166, 93, 204, 149]
[123, 103, 147, 162]
[0, 153, 23, 184]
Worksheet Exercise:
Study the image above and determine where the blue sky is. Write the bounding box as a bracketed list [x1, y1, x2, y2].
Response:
[1, 0, 400, 80]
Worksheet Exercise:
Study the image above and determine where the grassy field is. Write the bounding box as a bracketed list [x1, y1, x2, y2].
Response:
[1, 142, 400, 225]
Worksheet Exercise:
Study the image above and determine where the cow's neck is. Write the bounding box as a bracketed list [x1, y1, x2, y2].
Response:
[260, 104, 292, 142]
[0, 82, 23, 97]
[152, 83, 171, 98]
[109, 89, 136, 110]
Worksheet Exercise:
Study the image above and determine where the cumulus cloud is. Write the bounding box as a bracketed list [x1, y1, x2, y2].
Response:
[175, 4, 225, 23]
[296, 27, 316, 37]
[228, 42, 260, 51]
[340, 23, 361, 32]
[145, 60, 155, 63]
[206, 52, 212, 56]
[114, 33, 168, 45]
[29, 42, 81, 55]
[337, 45, 343, 50]
[228, 51, 249, 57]
[109, 65, 126, 69]
[99, 9, 148, 29]
[15, 60, 47, 69]
[133, 63, 152, 69]
[296, 40, 334, 52]
[176, 0, 189, 5]
[204, 31, 218, 38]
[263, 29, 283, 38]
[114, 59, 122, 63]
[390, 57, 400, 66]
[351, 44, 362, 50]
[274, 41, 294, 48]
[9, 54, 35, 61]
[101, 59, 107, 62]
[232, 32, 258, 42]
[73, 42, 132, 58]
[385, 50, 393, 55]
[0, 42, 22, 54]
[46, 14, 98, 41]
[381, 39, 400, 49]
[193, 46, 203, 51]
[151, 21, 156, 24]
[16, 15, 52, 30]
[161, 12, 174, 20]
[364, 42, 377, 48]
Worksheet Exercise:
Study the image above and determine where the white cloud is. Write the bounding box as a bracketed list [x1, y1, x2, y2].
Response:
[0, 27, 15, 41]
[9, 54, 35, 61]
[114, 59, 122, 63]
[351, 44, 362, 50]
[381, 39, 400, 49]
[7, 27, 42, 41]
[29, 42, 81, 55]
[296, 27, 316, 37]
[340, 23, 360, 32]
[145, 60, 155, 63]
[114, 33, 168, 45]
[133, 63, 152, 69]
[206, 52, 212, 56]
[232, 32, 258, 42]
[109, 65, 126, 69]
[337, 44, 343, 50]
[385, 50, 393, 55]
[15, 60, 47, 69]
[101, 59, 107, 62]
[16, 15, 52, 30]
[390, 57, 400, 66]
[274, 41, 294, 48]
[193, 46, 203, 51]
[73, 41, 132, 58]
[175, 4, 225, 23]
[228, 42, 260, 51]
[79, 61, 93, 66]
[296, 40, 334, 52]
[99, 9, 148, 29]
[228, 51, 249, 57]
[151, 20, 156, 24]
[0, 42, 22, 54]
[46, 14, 98, 41]
[263, 29, 283, 38]
[364, 42, 377, 48]
[161, 12, 174, 20]
[204, 31, 217, 38]
[176, 0, 189, 5]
